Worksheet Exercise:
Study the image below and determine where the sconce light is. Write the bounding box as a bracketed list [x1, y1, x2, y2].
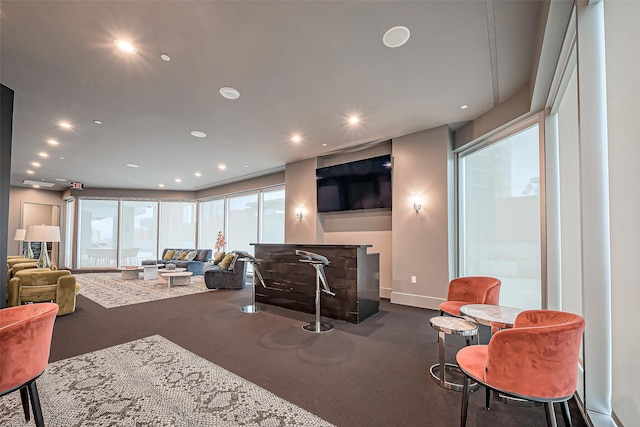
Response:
[295, 207, 304, 221]
[412, 197, 422, 214]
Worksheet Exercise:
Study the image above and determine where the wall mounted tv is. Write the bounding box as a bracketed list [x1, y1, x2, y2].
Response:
[316, 154, 392, 213]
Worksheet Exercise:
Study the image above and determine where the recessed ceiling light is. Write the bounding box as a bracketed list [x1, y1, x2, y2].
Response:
[47, 139, 59, 145]
[291, 135, 301, 143]
[194, 172, 202, 177]
[190, 130, 207, 138]
[218, 164, 226, 171]
[219, 87, 240, 100]
[55, 178, 66, 182]
[59, 121, 72, 129]
[158, 184, 165, 188]
[114, 39, 137, 54]
[244, 165, 248, 168]
[460, 105, 469, 110]
[126, 163, 139, 168]
[322, 143, 328, 147]
[32, 184, 40, 188]
[38, 152, 48, 158]
[26, 170, 35, 174]
[349, 115, 359, 125]
[59, 157, 65, 160]
[31, 162, 41, 167]
[94, 120, 102, 124]
[175, 178, 182, 183]
[383, 26, 411, 48]
[160, 54, 171, 62]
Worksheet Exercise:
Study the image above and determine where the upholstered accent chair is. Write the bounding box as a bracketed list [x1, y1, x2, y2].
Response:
[8, 270, 80, 316]
[456, 310, 585, 427]
[6, 262, 52, 286]
[439, 276, 501, 317]
[7, 257, 35, 269]
[0, 303, 59, 427]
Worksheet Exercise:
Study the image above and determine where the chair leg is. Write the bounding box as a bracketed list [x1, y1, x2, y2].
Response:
[485, 386, 491, 410]
[460, 375, 471, 427]
[544, 401, 558, 427]
[20, 386, 31, 421]
[561, 400, 572, 427]
[27, 381, 44, 427]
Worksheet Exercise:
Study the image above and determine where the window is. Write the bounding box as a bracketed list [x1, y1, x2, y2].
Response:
[199, 198, 225, 251]
[458, 124, 542, 309]
[260, 187, 285, 243]
[226, 193, 258, 255]
[159, 201, 196, 254]
[77, 199, 119, 267]
[120, 201, 158, 265]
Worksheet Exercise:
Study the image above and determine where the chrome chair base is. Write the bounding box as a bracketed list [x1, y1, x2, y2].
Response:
[302, 321, 333, 333]
[429, 363, 478, 392]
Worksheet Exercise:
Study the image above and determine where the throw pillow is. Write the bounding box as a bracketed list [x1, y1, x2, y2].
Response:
[163, 250, 175, 260]
[219, 253, 236, 270]
[213, 252, 226, 265]
[185, 250, 197, 261]
[172, 250, 183, 260]
[197, 250, 209, 262]
[177, 250, 190, 260]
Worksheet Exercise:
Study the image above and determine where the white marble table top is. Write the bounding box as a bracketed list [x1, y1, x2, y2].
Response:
[429, 316, 478, 336]
[460, 304, 523, 329]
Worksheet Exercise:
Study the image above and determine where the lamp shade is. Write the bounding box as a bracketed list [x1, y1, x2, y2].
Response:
[14, 228, 26, 241]
[25, 225, 60, 243]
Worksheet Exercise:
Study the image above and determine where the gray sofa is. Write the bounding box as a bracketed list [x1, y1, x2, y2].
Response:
[151, 249, 212, 276]
[203, 256, 247, 289]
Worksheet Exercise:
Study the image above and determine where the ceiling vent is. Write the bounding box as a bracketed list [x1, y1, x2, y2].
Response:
[23, 180, 55, 187]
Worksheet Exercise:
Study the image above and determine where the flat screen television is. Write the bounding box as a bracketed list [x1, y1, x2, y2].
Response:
[316, 154, 392, 213]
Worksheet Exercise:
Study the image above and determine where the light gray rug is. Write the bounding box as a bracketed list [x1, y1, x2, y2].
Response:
[76, 272, 210, 308]
[0, 335, 334, 427]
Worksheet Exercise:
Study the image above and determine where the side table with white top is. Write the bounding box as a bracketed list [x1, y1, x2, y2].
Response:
[139, 264, 161, 281]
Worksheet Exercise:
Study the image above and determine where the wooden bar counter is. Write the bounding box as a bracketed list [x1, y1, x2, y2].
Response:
[252, 244, 379, 323]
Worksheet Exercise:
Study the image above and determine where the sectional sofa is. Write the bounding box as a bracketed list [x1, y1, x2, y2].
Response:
[149, 249, 212, 276]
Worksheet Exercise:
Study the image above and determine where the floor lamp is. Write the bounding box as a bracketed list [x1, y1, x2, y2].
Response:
[13, 228, 27, 257]
[24, 225, 60, 269]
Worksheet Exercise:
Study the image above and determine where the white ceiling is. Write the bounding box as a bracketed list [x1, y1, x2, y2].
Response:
[1, 1, 541, 192]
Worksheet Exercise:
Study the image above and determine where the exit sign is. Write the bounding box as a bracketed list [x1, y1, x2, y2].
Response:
[71, 182, 84, 190]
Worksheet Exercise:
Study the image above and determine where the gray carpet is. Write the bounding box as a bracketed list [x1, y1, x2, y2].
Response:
[0, 335, 334, 427]
[77, 272, 210, 308]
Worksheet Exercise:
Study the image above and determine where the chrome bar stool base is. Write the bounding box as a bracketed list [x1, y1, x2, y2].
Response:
[241, 303, 266, 314]
[302, 321, 333, 333]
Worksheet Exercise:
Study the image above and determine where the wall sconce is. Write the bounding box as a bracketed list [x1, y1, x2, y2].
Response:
[295, 207, 304, 221]
[24, 224, 60, 268]
[412, 197, 422, 214]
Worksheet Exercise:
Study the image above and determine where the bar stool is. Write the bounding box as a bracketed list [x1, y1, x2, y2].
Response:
[296, 250, 335, 333]
[236, 251, 267, 314]
[429, 316, 479, 392]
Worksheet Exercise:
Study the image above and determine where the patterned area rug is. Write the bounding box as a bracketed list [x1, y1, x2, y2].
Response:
[76, 272, 210, 308]
[0, 335, 334, 427]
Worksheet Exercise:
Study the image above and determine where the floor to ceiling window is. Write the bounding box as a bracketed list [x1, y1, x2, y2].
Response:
[260, 187, 285, 243]
[226, 192, 258, 255]
[458, 123, 542, 310]
[77, 199, 119, 267]
[158, 201, 196, 254]
[120, 200, 158, 265]
[198, 198, 225, 252]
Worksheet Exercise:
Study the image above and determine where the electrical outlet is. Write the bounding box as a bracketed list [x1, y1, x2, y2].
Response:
[411, 276, 417, 284]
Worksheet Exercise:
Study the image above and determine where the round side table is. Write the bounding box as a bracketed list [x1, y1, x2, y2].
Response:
[429, 316, 479, 392]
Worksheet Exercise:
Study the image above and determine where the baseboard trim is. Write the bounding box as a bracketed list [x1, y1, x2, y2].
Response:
[390, 292, 443, 311]
[379, 287, 392, 299]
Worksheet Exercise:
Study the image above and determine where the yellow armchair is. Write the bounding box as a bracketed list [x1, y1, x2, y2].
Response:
[8, 270, 80, 316]
[7, 257, 34, 268]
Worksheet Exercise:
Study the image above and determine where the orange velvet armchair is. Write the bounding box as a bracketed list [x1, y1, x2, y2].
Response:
[439, 276, 501, 317]
[456, 310, 585, 427]
[0, 303, 59, 427]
